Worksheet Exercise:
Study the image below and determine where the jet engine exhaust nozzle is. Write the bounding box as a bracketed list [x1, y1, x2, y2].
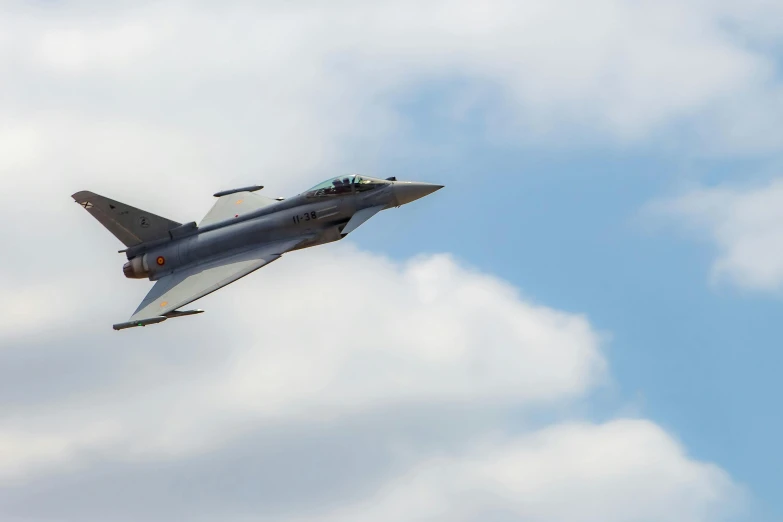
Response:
[123, 256, 149, 279]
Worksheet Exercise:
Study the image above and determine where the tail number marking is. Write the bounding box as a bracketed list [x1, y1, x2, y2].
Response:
[293, 211, 318, 224]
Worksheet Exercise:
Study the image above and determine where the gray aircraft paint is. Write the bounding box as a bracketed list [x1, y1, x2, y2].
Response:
[72, 175, 443, 330]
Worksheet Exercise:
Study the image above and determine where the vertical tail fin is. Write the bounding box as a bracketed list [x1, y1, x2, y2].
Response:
[71, 190, 181, 247]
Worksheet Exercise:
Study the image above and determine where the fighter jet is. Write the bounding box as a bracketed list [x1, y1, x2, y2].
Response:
[73, 175, 443, 330]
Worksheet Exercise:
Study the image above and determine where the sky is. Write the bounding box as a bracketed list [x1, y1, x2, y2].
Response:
[0, 0, 782, 521]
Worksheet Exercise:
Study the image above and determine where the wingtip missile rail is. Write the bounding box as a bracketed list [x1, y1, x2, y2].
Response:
[112, 309, 205, 331]
[212, 185, 264, 198]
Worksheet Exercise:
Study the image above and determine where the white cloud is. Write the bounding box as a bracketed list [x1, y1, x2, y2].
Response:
[0, 246, 743, 521]
[313, 420, 742, 522]
[0, 246, 606, 479]
[1, 0, 783, 199]
[651, 179, 783, 292]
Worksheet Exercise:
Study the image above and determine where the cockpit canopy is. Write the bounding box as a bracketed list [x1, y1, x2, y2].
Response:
[304, 175, 390, 198]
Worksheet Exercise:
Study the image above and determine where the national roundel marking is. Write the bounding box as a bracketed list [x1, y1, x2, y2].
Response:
[156, 256, 165, 266]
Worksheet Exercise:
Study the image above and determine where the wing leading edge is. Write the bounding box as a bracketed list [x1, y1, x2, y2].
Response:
[113, 237, 307, 330]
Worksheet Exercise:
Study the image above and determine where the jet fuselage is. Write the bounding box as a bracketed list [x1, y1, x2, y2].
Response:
[122, 179, 440, 282]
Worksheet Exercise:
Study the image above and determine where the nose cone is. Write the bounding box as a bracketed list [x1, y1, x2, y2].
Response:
[393, 181, 444, 206]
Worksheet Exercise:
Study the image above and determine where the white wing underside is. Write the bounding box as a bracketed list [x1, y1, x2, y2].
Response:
[199, 191, 278, 228]
[129, 237, 306, 322]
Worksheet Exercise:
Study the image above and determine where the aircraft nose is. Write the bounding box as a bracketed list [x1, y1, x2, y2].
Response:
[393, 181, 444, 206]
